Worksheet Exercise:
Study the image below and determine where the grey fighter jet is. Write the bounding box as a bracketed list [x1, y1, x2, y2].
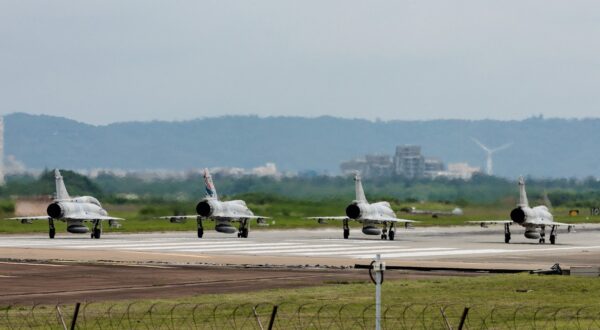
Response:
[469, 176, 573, 244]
[7, 169, 123, 239]
[308, 172, 416, 240]
[161, 168, 269, 238]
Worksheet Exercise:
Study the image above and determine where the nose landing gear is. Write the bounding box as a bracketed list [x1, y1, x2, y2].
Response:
[380, 223, 388, 240]
[238, 219, 249, 238]
[91, 220, 102, 239]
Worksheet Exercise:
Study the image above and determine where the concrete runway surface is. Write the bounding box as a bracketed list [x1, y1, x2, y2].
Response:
[1, 225, 600, 269]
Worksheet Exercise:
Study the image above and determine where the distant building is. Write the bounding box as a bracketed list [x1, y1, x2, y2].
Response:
[340, 144, 479, 180]
[340, 158, 368, 175]
[424, 158, 445, 178]
[394, 145, 425, 179]
[340, 154, 392, 178]
[436, 163, 481, 180]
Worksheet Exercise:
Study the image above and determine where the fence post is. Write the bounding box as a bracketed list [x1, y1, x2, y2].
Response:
[56, 306, 67, 330]
[373, 254, 385, 330]
[457, 307, 469, 330]
[267, 305, 278, 330]
[70, 302, 81, 330]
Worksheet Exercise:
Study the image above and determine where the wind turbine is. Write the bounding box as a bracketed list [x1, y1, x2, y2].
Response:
[472, 138, 512, 176]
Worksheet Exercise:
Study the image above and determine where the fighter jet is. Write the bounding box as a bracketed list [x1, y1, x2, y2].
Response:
[308, 172, 416, 240]
[469, 176, 572, 244]
[160, 168, 269, 238]
[7, 169, 123, 239]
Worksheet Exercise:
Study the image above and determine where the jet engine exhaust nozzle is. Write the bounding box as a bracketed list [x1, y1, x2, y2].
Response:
[345, 204, 362, 219]
[510, 207, 526, 224]
[47, 203, 64, 219]
[196, 201, 214, 217]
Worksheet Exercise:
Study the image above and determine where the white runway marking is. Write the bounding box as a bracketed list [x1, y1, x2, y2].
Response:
[1, 231, 600, 260]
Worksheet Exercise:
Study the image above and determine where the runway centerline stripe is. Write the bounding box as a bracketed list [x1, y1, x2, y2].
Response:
[128, 243, 303, 251]
[248, 245, 423, 255]
[294, 247, 455, 256]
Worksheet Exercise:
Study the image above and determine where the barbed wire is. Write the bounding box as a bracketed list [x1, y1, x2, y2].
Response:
[2, 302, 600, 329]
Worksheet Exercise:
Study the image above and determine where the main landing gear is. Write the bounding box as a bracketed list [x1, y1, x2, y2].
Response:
[380, 223, 395, 240]
[237, 219, 249, 238]
[197, 217, 204, 238]
[388, 223, 396, 241]
[48, 219, 55, 239]
[91, 220, 102, 239]
[343, 219, 350, 239]
[539, 225, 558, 244]
[504, 223, 511, 243]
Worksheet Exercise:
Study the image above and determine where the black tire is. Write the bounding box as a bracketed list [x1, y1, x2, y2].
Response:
[197, 228, 204, 238]
[242, 229, 249, 238]
[381, 234, 387, 240]
[388, 231, 395, 241]
[343, 229, 349, 239]
[539, 238, 545, 244]
[550, 235, 556, 245]
[49, 229, 55, 239]
[504, 233, 510, 244]
[93, 228, 101, 239]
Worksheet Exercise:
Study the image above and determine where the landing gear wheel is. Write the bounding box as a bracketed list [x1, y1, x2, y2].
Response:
[197, 228, 204, 238]
[539, 238, 545, 244]
[241, 229, 249, 238]
[343, 229, 349, 239]
[504, 233, 511, 243]
[550, 235, 556, 245]
[388, 230, 395, 241]
[381, 234, 387, 240]
[92, 228, 101, 239]
[49, 228, 55, 239]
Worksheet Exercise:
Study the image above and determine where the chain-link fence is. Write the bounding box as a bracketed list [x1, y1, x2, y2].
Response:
[2, 302, 600, 329]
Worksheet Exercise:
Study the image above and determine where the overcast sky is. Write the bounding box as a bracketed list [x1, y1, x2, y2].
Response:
[1, 1, 599, 125]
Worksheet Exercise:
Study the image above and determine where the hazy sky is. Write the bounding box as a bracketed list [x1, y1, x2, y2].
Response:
[1, 1, 599, 125]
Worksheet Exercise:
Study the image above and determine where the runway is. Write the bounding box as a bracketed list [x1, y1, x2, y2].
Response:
[1, 225, 600, 269]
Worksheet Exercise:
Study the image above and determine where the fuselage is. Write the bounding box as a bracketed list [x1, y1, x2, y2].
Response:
[346, 201, 396, 235]
[47, 196, 108, 233]
[510, 205, 554, 239]
[196, 198, 254, 233]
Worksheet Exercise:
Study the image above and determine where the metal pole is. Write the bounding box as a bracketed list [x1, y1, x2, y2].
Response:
[267, 305, 278, 330]
[457, 307, 469, 330]
[70, 302, 81, 330]
[375, 254, 381, 330]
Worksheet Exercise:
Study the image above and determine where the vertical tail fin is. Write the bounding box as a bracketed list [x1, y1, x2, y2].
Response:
[518, 176, 528, 207]
[54, 169, 70, 200]
[203, 168, 218, 199]
[354, 172, 367, 203]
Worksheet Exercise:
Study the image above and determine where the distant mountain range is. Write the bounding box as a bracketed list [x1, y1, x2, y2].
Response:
[3, 113, 599, 178]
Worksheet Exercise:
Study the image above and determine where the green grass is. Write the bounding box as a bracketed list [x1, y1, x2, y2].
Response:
[3, 274, 600, 328]
[1, 199, 599, 234]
